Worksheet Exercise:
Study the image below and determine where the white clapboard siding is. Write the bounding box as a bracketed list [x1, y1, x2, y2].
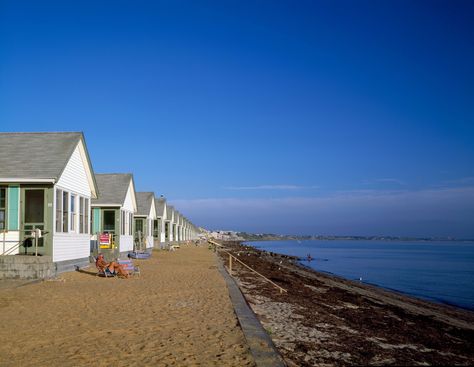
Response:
[149, 200, 156, 220]
[56, 142, 92, 197]
[53, 234, 90, 262]
[160, 224, 165, 242]
[122, 184, 135, 213]
[146, 205, 155, 248]
[0, 231, 20, 255]
[167, 223, 173, 242]
[146, 235, 153, 248]
[120, 235, 133, 252]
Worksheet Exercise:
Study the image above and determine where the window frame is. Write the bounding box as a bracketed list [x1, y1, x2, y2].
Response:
[120, 210, 125, 235]
[0, 187, 6, 231]
[70, 194, 76, 232]
[79, 197, 84, 234]
[84, 198, 89, 234]
[62, 191, 69, 233]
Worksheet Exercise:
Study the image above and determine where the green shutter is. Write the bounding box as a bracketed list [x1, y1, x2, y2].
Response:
[92, 208, 101, 234]
[7, 186, 19, 230]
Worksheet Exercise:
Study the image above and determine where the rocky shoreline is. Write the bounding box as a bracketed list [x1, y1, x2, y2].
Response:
[216, 241, 474, 366]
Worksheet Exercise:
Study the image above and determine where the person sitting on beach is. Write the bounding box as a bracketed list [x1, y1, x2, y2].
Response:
[95, 254, 130, 278]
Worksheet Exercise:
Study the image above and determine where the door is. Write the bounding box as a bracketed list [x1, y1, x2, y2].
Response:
[101, 209, 117, 249]
[21, 189, 46, 255]
[134, 218, 145, 250]
[102, 210, 116, 234]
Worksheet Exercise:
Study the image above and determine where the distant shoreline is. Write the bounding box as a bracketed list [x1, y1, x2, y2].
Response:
[238, 235, 474, 242]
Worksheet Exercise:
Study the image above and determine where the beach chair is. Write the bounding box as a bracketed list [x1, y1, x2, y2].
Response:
[118, 259, 141, 277]
[92, 255, 118, 278]
[98, 267, 118, 278]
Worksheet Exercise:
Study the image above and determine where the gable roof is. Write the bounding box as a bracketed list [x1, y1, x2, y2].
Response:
[92, 173, 134, 206]
[136, 192, 154, 216]
[0, 132, 98, 194]
[155, 197, 166, 217]
[166, 205, 174, 221]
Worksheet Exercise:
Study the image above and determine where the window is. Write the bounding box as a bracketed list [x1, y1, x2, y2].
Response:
[121, 210, 125, 235]
[153, 219, 159, 238]
[79, 197, 89, 234]
[62, 191, 69, 232]
[84, 198, 89, 234]
[79, 197, 84, 233]
[0, 187, 6, 230]
[135, 219, 143, 234]
[129, 212, 133, 235]
[70, 194, 76, 231]
[56, 189, 61, 232]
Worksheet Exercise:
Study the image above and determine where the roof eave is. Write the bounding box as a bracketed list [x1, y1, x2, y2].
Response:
[0, 178, 56, 183]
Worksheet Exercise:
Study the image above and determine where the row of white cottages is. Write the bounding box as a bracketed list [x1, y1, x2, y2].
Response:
[0, 132, 200, 274]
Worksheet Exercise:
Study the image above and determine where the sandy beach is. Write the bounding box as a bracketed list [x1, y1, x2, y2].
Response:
[0, 246, 254, 367]
[217, 241, 474, 366]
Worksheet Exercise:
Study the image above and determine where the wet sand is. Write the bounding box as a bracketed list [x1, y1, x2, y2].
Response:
[217, 242, 474, 366]
[0, 245, 254, 367]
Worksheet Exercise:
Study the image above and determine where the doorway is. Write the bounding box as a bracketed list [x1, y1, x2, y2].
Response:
[21, 189, 46, 255]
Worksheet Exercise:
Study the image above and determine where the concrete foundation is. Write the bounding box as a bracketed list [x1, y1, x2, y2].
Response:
[0, 255, 89, 280]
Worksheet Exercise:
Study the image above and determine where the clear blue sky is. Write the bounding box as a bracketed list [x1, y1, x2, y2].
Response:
[1, 1, 473, 237]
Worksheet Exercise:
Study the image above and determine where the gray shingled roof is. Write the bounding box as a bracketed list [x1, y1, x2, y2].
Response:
[92, 174, 133, 205]
[0, 132, 84, 180]
[136, 192, 154, 216]
[155, 197, 166, 217]
[166, 205, 174, 221]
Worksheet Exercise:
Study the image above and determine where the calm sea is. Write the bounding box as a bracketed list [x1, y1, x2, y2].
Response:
[246, 240, 474, 310]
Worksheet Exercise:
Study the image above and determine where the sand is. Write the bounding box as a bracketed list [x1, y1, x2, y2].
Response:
[0, 246, 254, 367]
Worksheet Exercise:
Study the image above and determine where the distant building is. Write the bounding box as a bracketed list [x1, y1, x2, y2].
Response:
[134, 192, 156, 252]
[91, 173, 137, 257]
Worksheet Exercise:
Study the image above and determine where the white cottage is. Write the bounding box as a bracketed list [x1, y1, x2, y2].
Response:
[154, 196, 167, 246]
[177, 212, 184, 242]
[134, 192, 156, 251]
[173, 210, 181, 242]
[0, 132, 98, 277]
[165, 204, 175, 242]
[91, 173, 137, 257]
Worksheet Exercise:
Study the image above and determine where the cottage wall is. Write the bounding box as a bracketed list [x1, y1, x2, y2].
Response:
[56, 144, 91, 197]
[145, 200, 156, 249]
[53, 143, 92, 262]
[120, 183, 135, 252]
[0, 231, 20, 255]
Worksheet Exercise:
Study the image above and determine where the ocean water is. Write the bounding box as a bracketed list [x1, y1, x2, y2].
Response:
[246, 240, 474, 310]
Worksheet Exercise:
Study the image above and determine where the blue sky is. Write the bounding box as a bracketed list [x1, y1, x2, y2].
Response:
[1, 1, 473, 237]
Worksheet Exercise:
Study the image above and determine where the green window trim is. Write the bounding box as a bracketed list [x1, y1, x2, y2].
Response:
[92, 208, 101, 234]
[7, 186, 19, 231]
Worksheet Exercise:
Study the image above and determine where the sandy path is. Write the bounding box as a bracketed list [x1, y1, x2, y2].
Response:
[0, 246, 254, 367]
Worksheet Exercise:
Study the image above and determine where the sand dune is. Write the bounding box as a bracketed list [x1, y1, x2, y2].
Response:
[0, 246, 254, 367]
